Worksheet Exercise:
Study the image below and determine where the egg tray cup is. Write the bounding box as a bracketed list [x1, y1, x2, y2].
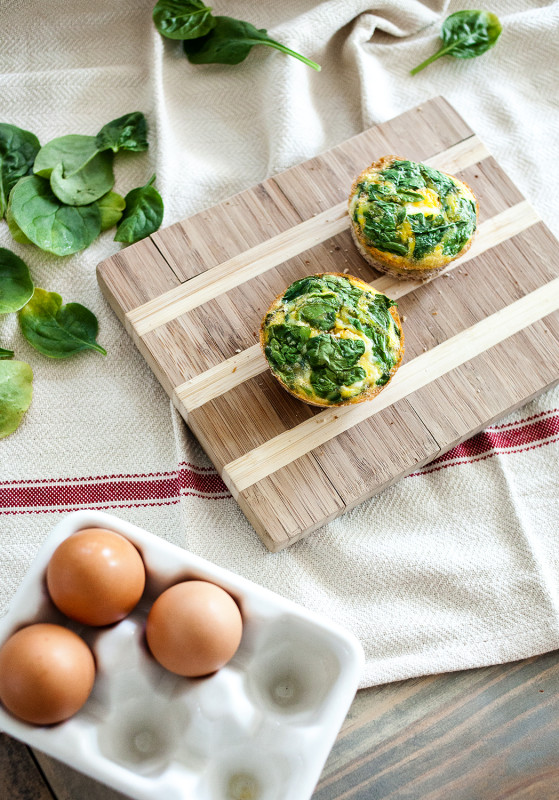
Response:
[0, 510, 364, 800]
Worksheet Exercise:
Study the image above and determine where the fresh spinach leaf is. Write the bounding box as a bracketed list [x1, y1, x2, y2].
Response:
[410, 10, 502, 75]
[0, 123, 40, 219]
[34, 115, 148, 207]
[34, 133, 115, 206]
[50, 149, 114, 206]
[153, 0, 215, 40]
[183, 16, 321, 71]
[96, 190, 126, 231]
[114, 175, 164, 244]
[0, 359, 33, 439]
[10, 175, 101, 256]
[19, 288, 107, 358]
[6, 198, 32, 244]
[33, 134, 98, 179]
[0, 346, 14, 359]
[0, 247, 34, 314]
[95, 112, 149, 153]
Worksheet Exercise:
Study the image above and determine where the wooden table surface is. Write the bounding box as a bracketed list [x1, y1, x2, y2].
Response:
[3, 649, 559, 800]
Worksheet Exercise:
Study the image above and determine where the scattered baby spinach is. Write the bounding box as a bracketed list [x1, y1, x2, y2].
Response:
[0, 123, 41, 219]
[6, 200, 32, 244]
[33, 134, 99, 179]
[153, 2, 321, 71]
[95, 112, 149, 154]
[153, 0, 215, 39]
[32, 112, 150, 209]
[183, 16, 321, 70]
[0, 359, 33, 439]
[97, 190, 126, 231]
[49, 149, 114, 206]
[19, 287, 107, 358]
[410, 9, 502, 75]
[3, 112, 160, 251]
[10, 175, 101, 256]
[114, 175, 164, 244]
[0, 247, 34, 314]
[0, 347, 14, 359]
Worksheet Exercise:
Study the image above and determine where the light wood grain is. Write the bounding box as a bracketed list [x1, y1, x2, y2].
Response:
[174, 200, 539, 414]
[222, 278, 559, 495]
[97, 98, 559, 550]
[127, 135, 488, 336]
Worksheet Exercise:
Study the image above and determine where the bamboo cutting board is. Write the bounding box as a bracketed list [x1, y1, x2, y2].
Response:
[97, 97, 559, 551]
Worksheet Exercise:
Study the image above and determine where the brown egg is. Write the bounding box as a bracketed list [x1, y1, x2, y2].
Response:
[146, 581, 243, 677]
[46, 528, 146, 626]
[0, 623, 96, 725]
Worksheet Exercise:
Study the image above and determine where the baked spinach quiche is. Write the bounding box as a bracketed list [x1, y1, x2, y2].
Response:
[349, 156, 478, 279]
[260, 273, 404, 407]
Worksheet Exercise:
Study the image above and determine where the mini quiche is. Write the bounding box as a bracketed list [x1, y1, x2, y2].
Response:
[260, 273, 404, 407]
[348, 156, 478, 279]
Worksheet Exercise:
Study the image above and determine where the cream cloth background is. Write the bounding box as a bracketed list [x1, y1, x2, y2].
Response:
[1, 0, 558, 688]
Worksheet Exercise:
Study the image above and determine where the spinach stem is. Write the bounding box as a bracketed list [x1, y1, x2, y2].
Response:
[264, 39, 321, 71]
[409, 41, 457, 75]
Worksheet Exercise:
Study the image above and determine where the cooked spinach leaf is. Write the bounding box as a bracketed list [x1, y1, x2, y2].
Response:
[411, 10, 502, 75]
[10, 175, 101, 256]
[153, 0, 215, 39]
[95, 112, 149, 153]
[96, 190, 126, 231]
[362, 200, 408, 256]
[0, 359, 33, 439]
[183, 16, 321, 71]
[114, 175, 164, 244]
[0, 247, 34, 314]
[0, 123, 40, 219]
[306, 334, 365, 371]
[283, 276, 325, 302]
[310, 369, 341, 402]
[367, 294, 397, 330]
[265, 323, 310, 367]
[299, 297, 340, 330]
[19, 288, 106, 358]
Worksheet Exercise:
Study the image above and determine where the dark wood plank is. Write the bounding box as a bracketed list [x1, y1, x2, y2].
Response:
[314, 650, 559, 800]
[0, 733, 54, 800]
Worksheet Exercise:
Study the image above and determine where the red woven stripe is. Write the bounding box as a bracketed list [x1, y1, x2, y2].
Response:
[429, 413, 559, 466]
[0, 466, 229, 511]
[1, 412, 557, 512]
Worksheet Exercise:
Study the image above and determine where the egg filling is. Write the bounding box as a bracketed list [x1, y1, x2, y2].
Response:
[261, 274, 402, 406]
[349, 158, 477, 264]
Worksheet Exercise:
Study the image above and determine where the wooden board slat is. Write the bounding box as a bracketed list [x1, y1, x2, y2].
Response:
[97, 97, 559, 551]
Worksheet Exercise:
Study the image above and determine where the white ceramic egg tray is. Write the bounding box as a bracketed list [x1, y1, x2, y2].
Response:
[0, 510, 364, 800]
